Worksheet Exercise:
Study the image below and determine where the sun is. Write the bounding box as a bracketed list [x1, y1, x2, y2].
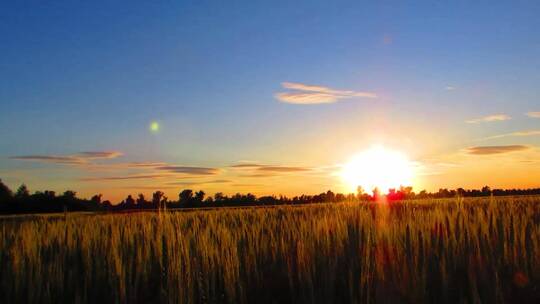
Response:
[341, 146, 414, 194]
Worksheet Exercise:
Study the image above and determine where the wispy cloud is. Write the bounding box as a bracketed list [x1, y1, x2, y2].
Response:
[11, 151, 221, 179]
[167, 179, 231, 186]
[81, 174, 170, 181]
[120, 185, 178, 190]
[466, 145, 529, 155]
[519, 160, 540, 163]
[11, 151, 123, 164]
[204, 179, 231, 184]
[481, 130, 540, 141]
[445, 86, 455, 91]
[257, 166, 310, 172]
[164, 181, 198, 187]
[466, 114, 511, 124]
[11, 155, 85, 164]
[122, 162, 168, 168]
[231, 162, 311, 178]
[232, 183, 263, 187]
[242, 173, 277, 178]
[81, 165, 221, 184]
[155, 166, 219, 175]
[230, 163, 265, 168]
[77, 151, 123, 159]
[526, 111, 540, 118]
[231, 163, 310, 172]
[275, 82, 377, 104]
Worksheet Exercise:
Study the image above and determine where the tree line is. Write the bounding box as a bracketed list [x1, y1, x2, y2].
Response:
[1, 179, 540, 214]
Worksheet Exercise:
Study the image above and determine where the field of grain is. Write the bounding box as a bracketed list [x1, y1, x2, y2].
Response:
[1, 196, 539, 303]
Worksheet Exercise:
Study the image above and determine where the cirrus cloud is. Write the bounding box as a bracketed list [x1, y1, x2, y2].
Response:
[231, 162, 311, 177]
[275, 82, 377, 104]
[526, 111, 540, 118]
[466, 145, 529, 155]
[77, 151, 123, 159]
[10, 151, 123, 164]
[230, 163, 265, 168]
[480, 130, 540, 141]
[80, 165, 221, 182]
[155, 166, 219, 175]
[80, 174, 170, 181]
[257, 166, 310, 172]
[466, 114, 511, 124]
[167, 179, 231, 186]
[231, 163, 310, 172]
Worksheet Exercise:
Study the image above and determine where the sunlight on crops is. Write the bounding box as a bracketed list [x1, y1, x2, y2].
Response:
[1, 196, 539, 303]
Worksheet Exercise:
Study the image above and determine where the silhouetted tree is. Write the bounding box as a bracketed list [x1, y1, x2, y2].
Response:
[482, 186, 492, 196]
[400, 186, 414, 199]
[102, 200, 112, 209]
[0, 179, 13, 203]
[246, 193, 256, 203]
[152, 191, 165, 209]
[214, 192, 224, 201]
[90, 194, 102, 204]
[325, 190, 335, 202]
[214, 192, 225, 206]
[15, 184, 30, 200]
[179, 189, 194, 207]
[3, 178, 540, 215]
[124, 195, 135, 208]
[195, 190, 205, 204]
[259, 195, 278, 205]
[136, 193, 147, 206]
[62, 190, 77, 200]
[204, 197, 214, 205]
[436, 188, 451, 198]
[43, 190, 56, 198]
[417, 190, 428, 199]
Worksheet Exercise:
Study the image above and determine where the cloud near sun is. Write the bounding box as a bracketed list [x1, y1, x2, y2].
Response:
[230, 163, 312, 178]
[466, 114, 511, 124]
[466, 145, 529, 155]
[275, 82, 377, 104]
[479, 130, 540, 141]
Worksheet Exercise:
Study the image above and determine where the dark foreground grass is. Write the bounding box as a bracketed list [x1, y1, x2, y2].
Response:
[1, 196, 539, 303]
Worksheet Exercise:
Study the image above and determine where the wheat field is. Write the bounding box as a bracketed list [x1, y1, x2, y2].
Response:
[1, 196, 539, 303]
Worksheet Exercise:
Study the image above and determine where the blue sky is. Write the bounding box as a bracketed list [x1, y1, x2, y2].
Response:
[1, 1, 539, 200]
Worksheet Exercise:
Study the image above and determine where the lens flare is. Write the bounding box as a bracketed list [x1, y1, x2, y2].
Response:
[149, 121, 160, 133]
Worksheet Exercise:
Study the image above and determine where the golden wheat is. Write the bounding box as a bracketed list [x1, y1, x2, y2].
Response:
[0, 196, 539, 303]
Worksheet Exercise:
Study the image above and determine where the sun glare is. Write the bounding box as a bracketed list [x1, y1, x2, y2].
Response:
[341, 146, 414, 194]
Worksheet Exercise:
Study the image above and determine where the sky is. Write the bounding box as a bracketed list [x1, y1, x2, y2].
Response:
[1, 1, 539, 201]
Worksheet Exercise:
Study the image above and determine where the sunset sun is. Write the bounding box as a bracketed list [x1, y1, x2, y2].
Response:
[341, 146, 414, 194]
